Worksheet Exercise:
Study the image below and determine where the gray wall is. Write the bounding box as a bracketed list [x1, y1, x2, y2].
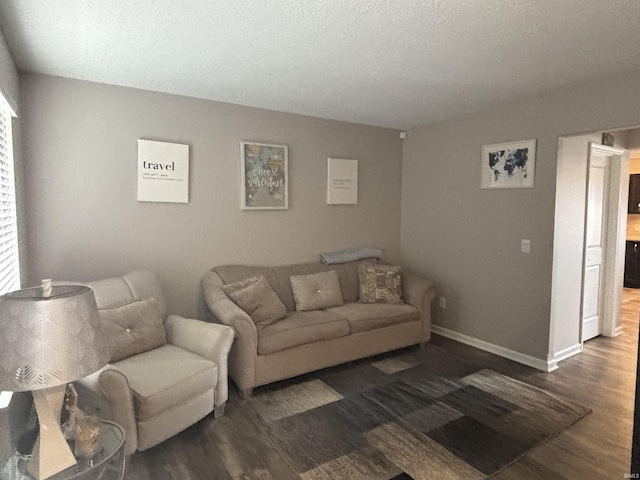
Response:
[401, 70, 640, 363]
[21, 74, 403, 318]
[628, 128, 640, 150]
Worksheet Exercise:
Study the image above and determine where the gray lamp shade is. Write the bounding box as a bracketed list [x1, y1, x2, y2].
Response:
[0, 284, 109, 391]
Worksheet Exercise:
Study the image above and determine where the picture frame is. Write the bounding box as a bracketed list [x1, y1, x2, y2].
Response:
[327, 158, 358, 204]
[481, 139, 536, 189]
[241, 141, 288, 210]
[137, 139, 190, 203]
[602, 132, 614, 147]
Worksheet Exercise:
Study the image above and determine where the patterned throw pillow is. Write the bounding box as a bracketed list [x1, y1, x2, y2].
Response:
[222, 275, 287, 327]
[358, 264, 404, 304]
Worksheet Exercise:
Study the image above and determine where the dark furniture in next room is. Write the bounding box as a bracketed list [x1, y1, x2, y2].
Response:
[629, 174, 640, 214]
[625, 240, 640, 288]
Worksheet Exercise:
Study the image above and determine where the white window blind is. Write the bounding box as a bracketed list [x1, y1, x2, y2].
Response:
[0, 94, 20, 295]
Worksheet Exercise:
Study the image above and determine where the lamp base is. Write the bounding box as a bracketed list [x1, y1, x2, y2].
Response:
[28, 386, 77, 480]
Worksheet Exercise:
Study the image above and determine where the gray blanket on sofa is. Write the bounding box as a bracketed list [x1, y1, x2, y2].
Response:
[319, 246, 383, 265]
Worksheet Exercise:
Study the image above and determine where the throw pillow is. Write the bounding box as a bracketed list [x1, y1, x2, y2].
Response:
[289, 271, 344, 311]
[222, 275, 287, 327]
[358, 264, 404, 304]
[99, 297, 167, 363]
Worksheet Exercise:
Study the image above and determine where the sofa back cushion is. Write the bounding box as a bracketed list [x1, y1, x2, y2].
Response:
[214, 259, 377, 312]
[87, 270, 168, 318]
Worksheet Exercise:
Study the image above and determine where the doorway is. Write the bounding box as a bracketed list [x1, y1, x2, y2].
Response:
[581, 143, 627, 342]
[549, 132, 633, 369]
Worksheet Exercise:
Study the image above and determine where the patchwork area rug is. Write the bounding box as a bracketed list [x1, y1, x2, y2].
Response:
[246, 359, 590, 479]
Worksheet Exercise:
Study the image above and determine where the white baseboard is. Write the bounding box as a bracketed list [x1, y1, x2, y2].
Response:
[431, 325, 553, 372]
[546, 343, 583, 371]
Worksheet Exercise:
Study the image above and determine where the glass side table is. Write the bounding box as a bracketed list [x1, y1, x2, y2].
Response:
[1, 420, 125, 480]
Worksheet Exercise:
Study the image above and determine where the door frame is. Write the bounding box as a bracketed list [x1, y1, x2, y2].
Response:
[584, 143, 627, 340]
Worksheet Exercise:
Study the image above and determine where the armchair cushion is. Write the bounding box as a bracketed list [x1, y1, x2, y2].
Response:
[99, 298, 167, 362]
[112, 344, 218, 420]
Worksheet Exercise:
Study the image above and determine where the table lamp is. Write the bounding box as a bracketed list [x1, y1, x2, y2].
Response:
[0, 281, 108, 480]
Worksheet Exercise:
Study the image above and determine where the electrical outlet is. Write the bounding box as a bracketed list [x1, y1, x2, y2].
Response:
[439, 297, 447, 309]
[521, 239, 531, 254]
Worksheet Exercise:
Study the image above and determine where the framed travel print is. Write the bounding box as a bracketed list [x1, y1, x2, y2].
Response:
[481, 139, 536, 189]
[240, 142, 289, 210]
[137, 139, 189, 203]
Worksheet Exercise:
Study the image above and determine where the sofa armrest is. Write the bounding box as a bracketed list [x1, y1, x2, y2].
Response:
[165, 315, 235, 407]
[77, 366, 138, 455]
[402, 272, 436, 341]
[403, 273, 436, 310]
[202, 271, 259, 393]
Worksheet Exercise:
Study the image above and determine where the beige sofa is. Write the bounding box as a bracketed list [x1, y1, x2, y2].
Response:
[202, 259, 436, 397]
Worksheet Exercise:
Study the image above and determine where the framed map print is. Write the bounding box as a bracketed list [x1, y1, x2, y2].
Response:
[481, 139, 536, 189]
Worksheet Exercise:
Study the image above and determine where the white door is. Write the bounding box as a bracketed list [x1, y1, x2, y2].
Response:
[582, 150, 610, 341]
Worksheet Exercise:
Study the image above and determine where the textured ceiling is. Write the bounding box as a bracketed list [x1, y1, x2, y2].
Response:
[1, 1, 640, 129]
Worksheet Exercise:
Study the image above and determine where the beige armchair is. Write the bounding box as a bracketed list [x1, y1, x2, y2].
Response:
[74, 271, 234, 455]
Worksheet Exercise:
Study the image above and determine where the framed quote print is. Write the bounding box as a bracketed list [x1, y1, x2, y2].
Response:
[241, 142, 288, 210]
[327, 158, 358, 204]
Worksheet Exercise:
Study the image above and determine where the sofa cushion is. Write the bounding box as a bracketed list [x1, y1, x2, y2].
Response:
[214, 259, 378, 313]
[289, 271, 344, 311]
[358, 264, 404, 304]
[222, 275, 287, 327]
[327, 303, 419, 334]
[112, 344, 217, 420]
[99, 298, 167, 362]
[257, 310, 350, 354]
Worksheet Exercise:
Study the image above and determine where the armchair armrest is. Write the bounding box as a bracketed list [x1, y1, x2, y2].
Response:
[77, 366, 138, 455]
[164, 315, 235, 408]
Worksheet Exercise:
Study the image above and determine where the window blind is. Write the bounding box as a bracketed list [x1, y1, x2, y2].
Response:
[0, 95, 20, 295]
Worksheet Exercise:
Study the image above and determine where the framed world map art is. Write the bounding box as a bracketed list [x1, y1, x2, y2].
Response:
[481, 139, 536, 189]
[241, 141, 289, 210]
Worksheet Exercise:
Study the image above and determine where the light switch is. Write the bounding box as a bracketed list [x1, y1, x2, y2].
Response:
[521, 239, 531, 254]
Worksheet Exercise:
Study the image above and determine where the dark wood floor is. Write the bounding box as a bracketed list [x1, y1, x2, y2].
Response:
[125, 293, 639, 479]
